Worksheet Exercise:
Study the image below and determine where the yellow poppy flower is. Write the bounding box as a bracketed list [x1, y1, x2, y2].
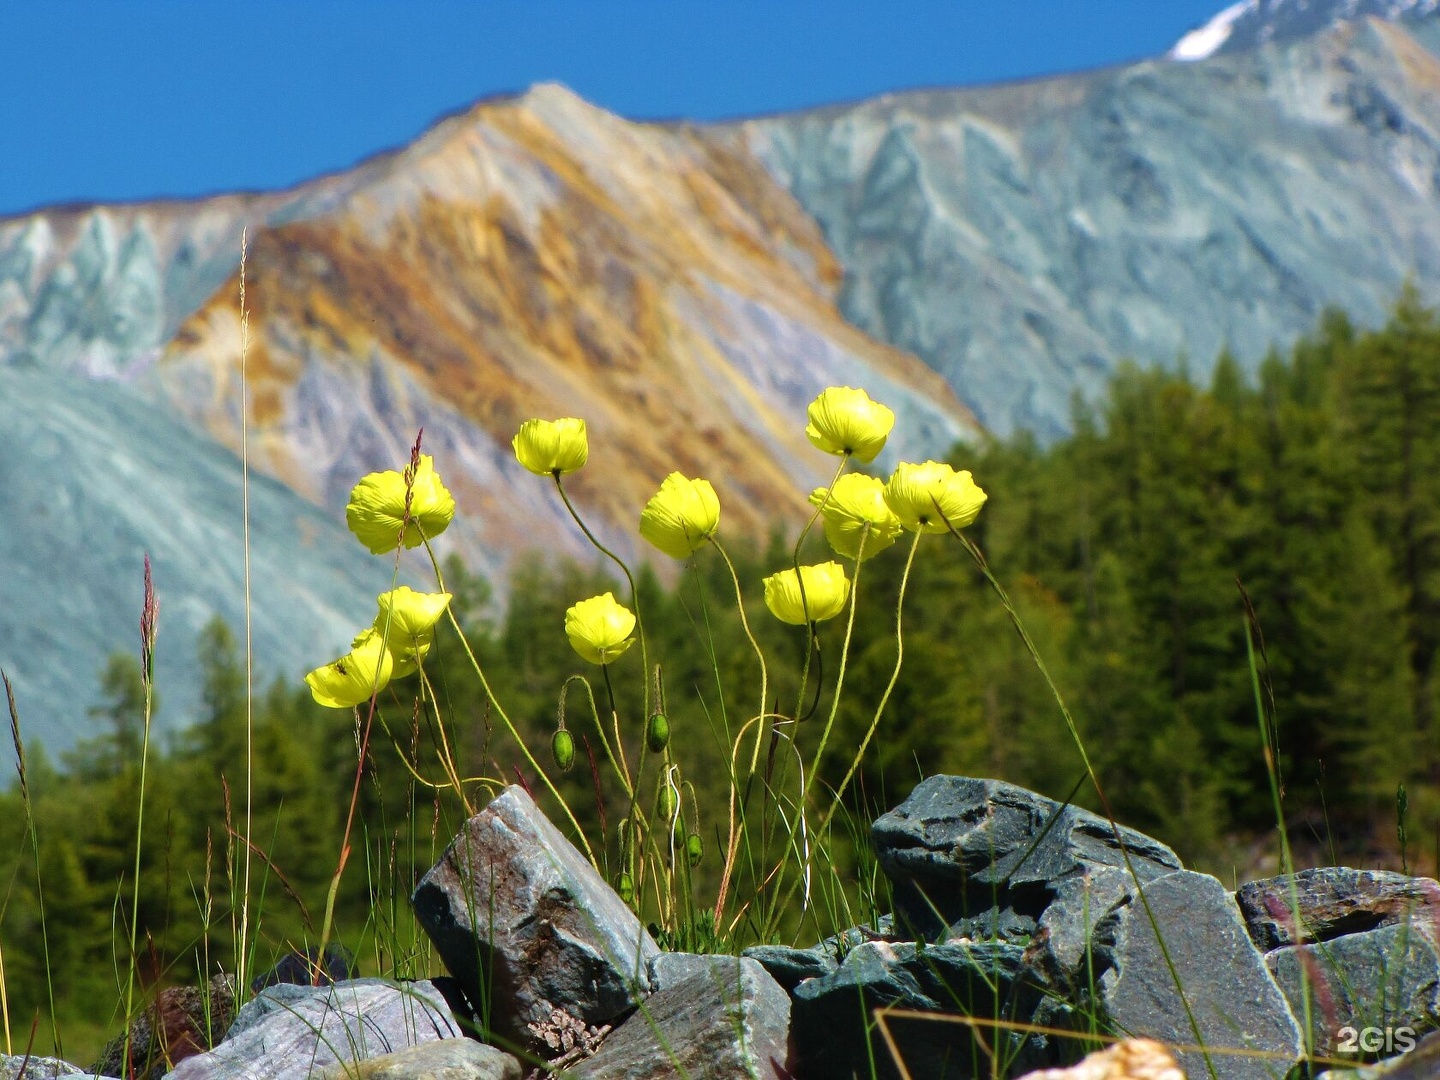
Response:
[884, 461, 988, 533]
[639, 473, 720, 559]
[805, 387, 895, 464]
[305, 629, 395, 708]
[809, 473, 903, 561]
[763, 562, 851, 625]
[565, 592, 637, 666]
[374, 587, 452, 677]
[345, 454, 456, 554]
[513, 418, 589, 477]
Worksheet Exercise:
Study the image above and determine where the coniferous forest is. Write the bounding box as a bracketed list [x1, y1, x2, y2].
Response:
[4, 293, 1440, 1059]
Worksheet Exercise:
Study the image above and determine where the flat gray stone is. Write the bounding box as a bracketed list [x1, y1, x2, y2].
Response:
[411, 785, 658, 1056]
[312, 1038, 521, 1080]
[0, 1057, 117, 1080]
[1087, 870, 1302, 1080]
[872, 776, 1181, 941]
[167, 979, 461, 1080]
[791, 939, 1059, 1079]
[1238, 868, 1440, 951]
[1266, 922, 1440, 1056]
[567, 956, 790, 1079]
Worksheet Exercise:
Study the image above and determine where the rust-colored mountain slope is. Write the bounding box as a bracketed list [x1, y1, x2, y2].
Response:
[152, 84, 979, 580]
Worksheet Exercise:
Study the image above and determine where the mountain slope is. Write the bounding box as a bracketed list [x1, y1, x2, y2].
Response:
[0, 86, 977, 755]
[726, 12, 1440, 437]
[0, 363, 380, 755]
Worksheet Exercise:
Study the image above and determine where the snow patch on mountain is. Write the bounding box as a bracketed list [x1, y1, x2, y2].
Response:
[1172, 1, 1259, 60]
[1171, 0, 1440, 61]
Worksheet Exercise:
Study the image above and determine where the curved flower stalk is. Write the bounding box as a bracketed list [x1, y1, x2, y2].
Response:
[513, 418, 589, 477]
[805, 386, 895, 463]
[345, 454, 455, 554]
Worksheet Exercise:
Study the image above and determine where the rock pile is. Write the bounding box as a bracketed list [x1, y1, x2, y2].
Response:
[15, 776, 1440, 1078]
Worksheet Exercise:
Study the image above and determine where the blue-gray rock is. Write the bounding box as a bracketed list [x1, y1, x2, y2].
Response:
[566, 955, 790, 1080]
[169, 978, 461, 1080]
[791, 938, 1058, 1080]
[1266, 922, 1440, 1056]
[312, 1038, 521, 1080]
[741, 944, 840, 993]
[871, 776, 1181, 942]
[1033, 869, 1303, 1080]
[0, 1057, 118, 1080]
[410, 785, 658, 1056]
[1237, 867, 1440, 951]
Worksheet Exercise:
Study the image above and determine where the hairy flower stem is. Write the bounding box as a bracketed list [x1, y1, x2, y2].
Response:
[554, 477, 651, 719]
[814, 529, 921, 848]
[790, 457, 850, 718]
[427, 544, 597, 865]
[711, 538, 771, 926]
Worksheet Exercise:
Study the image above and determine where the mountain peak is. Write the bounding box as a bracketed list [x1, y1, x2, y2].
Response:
[1170, 0, 1439, 60]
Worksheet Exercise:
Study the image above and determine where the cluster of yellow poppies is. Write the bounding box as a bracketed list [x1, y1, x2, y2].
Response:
[529, 385, 988, 662]
[306, 386, 987, 705]
[305, 455, 459, 708]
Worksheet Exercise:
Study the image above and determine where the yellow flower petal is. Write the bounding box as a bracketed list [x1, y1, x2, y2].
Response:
[565, 592, 637, 666]
[373, 587, 451, 677]
[639, 473, 721, 560]
[805, 387, 895, 464]
[763, 562, 851, 625]
[883, 461, 988, 534]
[809, 473, 903, 561]
[305, 629, 395, 708]
[513, 418, 589, 477]
[345, 454, 456, 555]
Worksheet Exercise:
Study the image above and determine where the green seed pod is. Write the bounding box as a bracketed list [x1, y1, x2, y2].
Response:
[656, 782, 678, 823]
[551, 728, 576, 772]
[646, 711, 671, 754]
[617, 872, 634, 904]
[686, 832, 703, 868]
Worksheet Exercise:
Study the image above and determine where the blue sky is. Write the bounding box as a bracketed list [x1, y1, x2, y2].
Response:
[1, 1, 1226, 217]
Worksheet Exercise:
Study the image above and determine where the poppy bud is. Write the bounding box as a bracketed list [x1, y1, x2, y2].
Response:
[646, 712, 670, 753]
[551, 729, 575, 772]
[617, 872, 634, 904]
[656, 782, 678, 822]
[686, 832, 703, 868]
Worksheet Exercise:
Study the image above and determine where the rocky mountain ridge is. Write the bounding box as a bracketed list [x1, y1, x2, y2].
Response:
[5, 3, 1440, 752]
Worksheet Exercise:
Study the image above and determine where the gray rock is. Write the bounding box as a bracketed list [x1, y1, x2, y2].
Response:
[1237, 867, 1440, 951]
[1266, 922, 1440, 1056]
[410, 785, 658, 1056]
[167, 978, 460, 1080]
[1040, 869, 1303, 1080]
[312, 1038, 522, 1080]
[871, 776, 1181, 941]
[791, 938, 1058, 1079]
[741, 944, 839, 993]
[0, 1057, 117, 1080]
[566, 956, 790, 1080]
